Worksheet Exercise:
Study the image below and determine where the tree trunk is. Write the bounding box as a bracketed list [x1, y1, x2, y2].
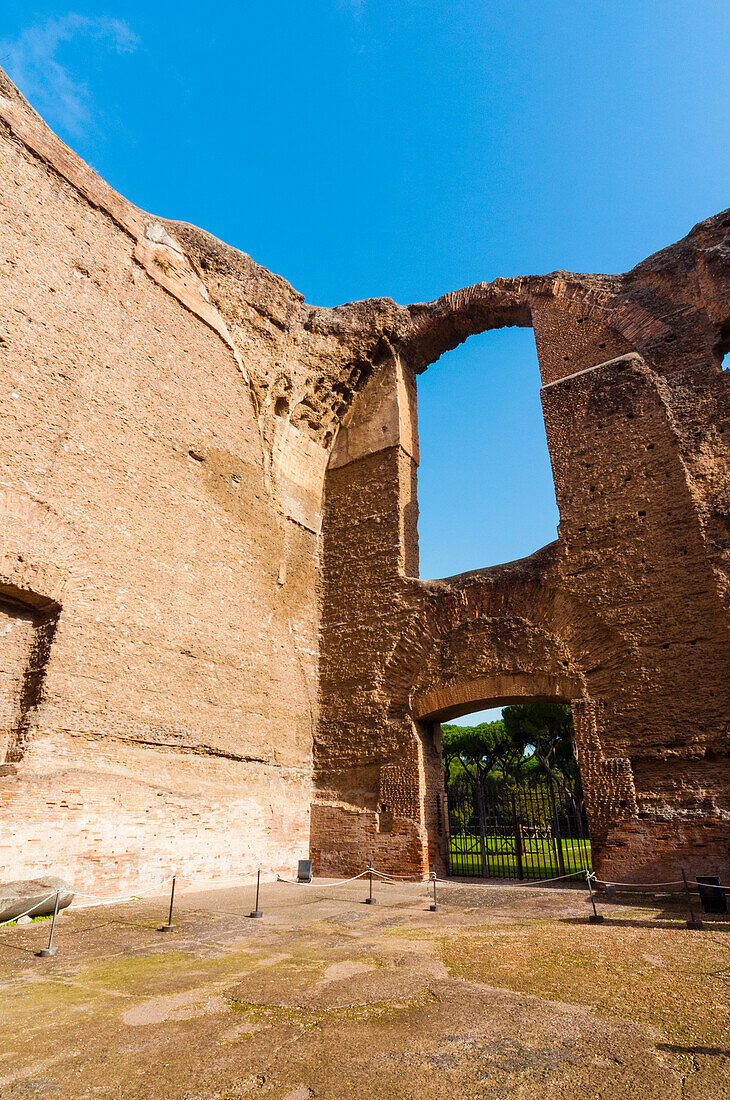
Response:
[475, 775, 489, 878]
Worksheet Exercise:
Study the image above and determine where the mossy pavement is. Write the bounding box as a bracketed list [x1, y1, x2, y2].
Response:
[0, 878, 727, 1099]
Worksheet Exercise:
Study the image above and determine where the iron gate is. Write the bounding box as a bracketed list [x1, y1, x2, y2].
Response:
[446, 773, 591, 880]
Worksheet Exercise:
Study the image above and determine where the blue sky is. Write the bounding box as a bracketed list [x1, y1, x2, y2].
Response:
[3, 2, 729, 724]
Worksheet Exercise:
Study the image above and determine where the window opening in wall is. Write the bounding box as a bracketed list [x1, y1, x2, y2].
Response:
[0, 596, 59, 769]
[441, 701, 590, 880]
[417, 327, 559, 579]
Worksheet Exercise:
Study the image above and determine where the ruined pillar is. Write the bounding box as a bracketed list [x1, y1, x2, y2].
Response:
[311, 351, 437, 877]
[542, 352, 730, 882]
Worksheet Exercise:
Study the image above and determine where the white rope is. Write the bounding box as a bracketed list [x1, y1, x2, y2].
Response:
[592, 876, 687, 889]
[370, 868, 431, 883]
[318, 870, 370, 886]
[0, 891, 57, 928]
[72, 894, 144, 909]
[584, 872, 729, 895]
[71, 869, 370, 909]
[369, 868, 428, 880]
[435, 869, 586, 888]
[277, 869, 371, 886]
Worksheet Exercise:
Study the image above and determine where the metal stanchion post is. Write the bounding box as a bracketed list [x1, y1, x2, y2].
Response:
[160, 876, 176, 932]
[365, 860, 376, 904]
[682, 869, 703, 930]
[249, 869, 263, 918]
[586, 869, 604, 924]
[429, 870, 441, 912]
[37, 891, 60, 957]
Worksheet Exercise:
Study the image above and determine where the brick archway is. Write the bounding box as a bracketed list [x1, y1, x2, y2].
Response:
[316, 336, 730, 883]
[385, 588, 635, 876]
[412, 671, 575, 724]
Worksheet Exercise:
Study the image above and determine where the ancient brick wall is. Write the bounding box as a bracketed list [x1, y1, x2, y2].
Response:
[1, 65, 728, 889]
[0, 76, 321, 894]
[314, 242, 730, 885]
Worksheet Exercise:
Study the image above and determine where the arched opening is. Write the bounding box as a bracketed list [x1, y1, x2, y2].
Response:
[416, 327, 559, 580]
[421, 691, 592, 881]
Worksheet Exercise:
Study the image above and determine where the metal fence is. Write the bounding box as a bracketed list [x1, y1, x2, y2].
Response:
[447, 772, 591, 880]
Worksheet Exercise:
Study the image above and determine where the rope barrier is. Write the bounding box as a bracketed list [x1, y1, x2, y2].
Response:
[370, 868, 431, 883]
[0, 861, 724, 966]
[7, 864, 724, 945]
[590, 876, 686, 888]
[74, 892, 144, 905]
[369, 868, 430, 881]
[276, 870, 370, 886]
[434, 869, 587, 888]
[591, 875, 730, 893]
[70, 867, 715, 907]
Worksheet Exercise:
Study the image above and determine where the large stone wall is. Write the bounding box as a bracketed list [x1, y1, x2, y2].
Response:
[315, 252, 730, 885]
[0, 75, 323, 893]
[1, 67, 728, 890]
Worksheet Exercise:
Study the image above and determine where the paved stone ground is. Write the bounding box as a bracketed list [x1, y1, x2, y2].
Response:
[0, 877, 727, 1099]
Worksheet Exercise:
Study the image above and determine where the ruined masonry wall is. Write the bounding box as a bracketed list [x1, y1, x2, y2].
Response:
[2, 65, 730, 890]
[0, 113, 315, 894]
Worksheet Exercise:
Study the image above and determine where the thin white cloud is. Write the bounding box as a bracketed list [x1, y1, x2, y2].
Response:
[337, 0, 367, 16]
[0, 14, 138, 137]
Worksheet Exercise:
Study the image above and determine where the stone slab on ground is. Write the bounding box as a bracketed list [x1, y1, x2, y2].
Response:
[0, 876, 74, 923]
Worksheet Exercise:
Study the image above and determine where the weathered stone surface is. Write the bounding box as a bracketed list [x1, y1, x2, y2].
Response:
[0, 65, 728, 891]
[0, 876, 74, 922]
[316, 269, 730, 884]
[3, 881, 726, 1100]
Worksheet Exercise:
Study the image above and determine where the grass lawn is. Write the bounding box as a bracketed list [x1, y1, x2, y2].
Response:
[449, 833, 591, 879]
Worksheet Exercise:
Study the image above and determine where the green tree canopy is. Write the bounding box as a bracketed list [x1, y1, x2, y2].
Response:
[441, 718, 530, 788]
[501, 702, 576, 781]
[500, 702, 583, 817]
[441, 703, 578, 791]
[441, 719, 506, 783]
[441, 704, 585, 855]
